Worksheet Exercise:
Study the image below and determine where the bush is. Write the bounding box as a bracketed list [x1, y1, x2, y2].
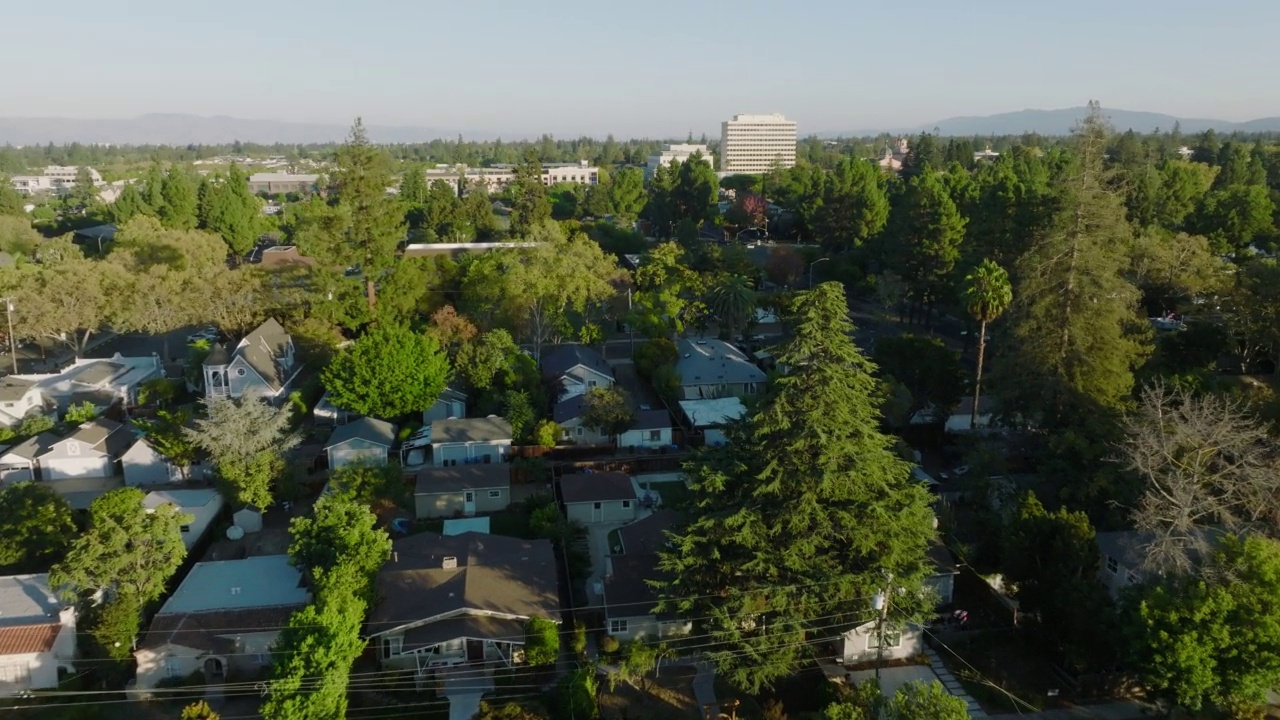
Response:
[634, 339, 678, 379]
[524, 617, 560, 666]
[17, 413, 54, 438]
[600, 634, 620, 654]
[63, 401, 98, 425]
[570, 621, 587, 658]
[532, 420, 559, 449]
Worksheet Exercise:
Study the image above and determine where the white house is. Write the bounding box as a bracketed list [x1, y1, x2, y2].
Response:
[15, 353, 162, 414]
[560, 472, 640, 524]
[678, 397, 746, 445]
[430, 417, 512, 467]
[324, 417, 397, 471]
[541, 345, 615, 401]
[0, 433, 59, 484]
[132, 555, 309, 694]
[202, 318, 302, 402]
[37, 419, 133, 481]
[0, 377, 48, 428]
[553, 395, 610, 445]
[841, 621, 924, 666]
[122, 436, 183, 486]
[144, 489, 226, 550]
[674, 338, 766, 401]
[423, 387, 467, 425]
[618, 409, 674, 450]
[0, 574, 77, 694]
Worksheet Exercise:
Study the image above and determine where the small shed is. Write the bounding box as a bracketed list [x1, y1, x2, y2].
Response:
[560, 472, 639, 524]
[144, 489, 226, 550]
[232, 506, 264, 534]
[325, 417, 397, 471]
[414, 465, 512, 519]
[618, 409, 674, 450]
[122, 437, 180, 486]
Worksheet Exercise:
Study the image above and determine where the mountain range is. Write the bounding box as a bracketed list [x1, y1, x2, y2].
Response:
[1, 108, 1278, 146]
[834, 106, 1280, 138]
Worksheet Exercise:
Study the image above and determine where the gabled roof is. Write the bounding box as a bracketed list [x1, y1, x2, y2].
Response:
[630, 409, 672, 431]
[603, 553, 672, 620]
[143, 489, 221, 512]
[0, 574, 63, 626]
[553, 395, 588, 424]
[674, 338, 766, 387]
[541, 345, 614, 381]
[242, 318, 292, 359]
[157, 555, 307, 615]
[0, 623, 60, 655]
[205, 318, 296, 392]
[0, 376, 37, 403]
[325, 416, 397, 449]
[371, 532, 558, 632]
[45, 419, 132, 457]
[5, 432, 60, 461]
[140, 605, 299, 653]
[617, 510, 683, 555]
[431, 417, 512, 445]
[415, 465, 511, 495]
[560, 472, 636, 504]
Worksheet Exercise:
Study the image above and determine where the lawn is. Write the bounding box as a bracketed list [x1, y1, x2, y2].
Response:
[642, 479, 694, 509]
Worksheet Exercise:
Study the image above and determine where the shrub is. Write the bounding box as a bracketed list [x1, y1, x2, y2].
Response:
[600, 634, 620, 654]
[524, 617, 560, 666]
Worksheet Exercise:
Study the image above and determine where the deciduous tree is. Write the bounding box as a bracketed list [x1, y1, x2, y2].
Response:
[0, 482, 76, 571]
[581, 386, 635, 439]
[288, 494, 390, 599]
[186, 398, 300, 510]
[321, 323, 450, 420]
[523, 617, 559, 666]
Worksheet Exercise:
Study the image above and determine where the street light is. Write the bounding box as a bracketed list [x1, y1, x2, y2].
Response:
[809, 257, 830, 289]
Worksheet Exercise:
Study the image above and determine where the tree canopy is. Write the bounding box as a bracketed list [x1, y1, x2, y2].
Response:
[321, 323, 450, 420]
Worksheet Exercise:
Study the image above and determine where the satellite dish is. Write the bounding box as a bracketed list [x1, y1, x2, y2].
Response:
[226, 525, 245, 540]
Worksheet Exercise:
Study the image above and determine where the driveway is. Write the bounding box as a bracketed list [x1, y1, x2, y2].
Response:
[584, 521, 628, 605]
[442, 672, 494, 720]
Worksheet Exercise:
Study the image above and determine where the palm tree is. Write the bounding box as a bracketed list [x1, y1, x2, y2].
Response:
[962, 259, 1013, 429]
[707, 275, 757, 341]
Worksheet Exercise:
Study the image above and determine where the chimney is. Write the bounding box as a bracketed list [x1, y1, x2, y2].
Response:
[443, 556, 458, 570]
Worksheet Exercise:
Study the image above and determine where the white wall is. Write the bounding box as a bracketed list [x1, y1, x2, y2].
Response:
[604, 615, 691, 642]
[433, 441, 510, 467]
[842, 622, 923, 665]
[329, 438, 389, 470]
[618, 427, 672, 450]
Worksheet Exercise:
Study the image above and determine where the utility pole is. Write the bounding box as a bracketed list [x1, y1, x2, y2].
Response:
[2, 298, 15, 374]
[872, 575, 892, 680]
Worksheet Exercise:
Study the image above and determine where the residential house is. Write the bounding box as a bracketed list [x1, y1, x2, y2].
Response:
[0, 574, 77, 694]
[143, 489, 226, 550]
[232, 507, 263, 534]
[132, 555, 309, 694]
[674, 338, 766, 401]
[1095, 531, 1152, 600]
[414, 465, 511, 519]
[422, 387, 467, 425]
[37, 419, 132, 480]
[325, 417, 397, 471]
[16, 353, 162, 414]
[560, 472, 639, 524]
[430, 417, 512, 467]
[541, 345, 615, 401]
[602, 510, 690, 641]
[0, 433, 58, 484]
[841, 621, 924, 666]
[368, 532, 560, 673]
[677, 397, 746, 445]
[122, 436, 183, 486]
[617, 410, 674, 450]
[0, 377, 48, 428]
[927, 541, 959, 606]
[553, 395, 609, 445]
[202, 318, 302, 402]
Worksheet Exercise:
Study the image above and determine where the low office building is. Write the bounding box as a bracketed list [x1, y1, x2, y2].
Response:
[9, 166, 103, 196]
[247, 173, 320, 195]
[419, 161, 600, 195]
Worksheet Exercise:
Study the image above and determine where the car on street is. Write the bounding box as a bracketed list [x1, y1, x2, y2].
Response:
[186, 327, 219, 344]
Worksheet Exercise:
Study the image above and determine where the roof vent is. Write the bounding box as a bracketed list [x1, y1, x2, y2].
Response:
[683, 354, 691, 358]
[230, 587, 241, 595]
[696, 340, 707, 345]
[442, 556, 458, 569]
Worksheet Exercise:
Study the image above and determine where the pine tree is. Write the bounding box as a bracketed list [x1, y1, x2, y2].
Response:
[0, 176, 26, 217]
[657, 282, 937, 692]
[204, 165, 262, 257]
[329, 118, 406, 311]
[508, 152, 551, 236]
[159, 166, 199, 230]
[891, 171, 966, 325]
[108, 183, 150, 225]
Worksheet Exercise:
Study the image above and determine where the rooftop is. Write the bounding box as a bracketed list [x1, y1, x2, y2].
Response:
[431, 416, 512, 445]
[415, 465, 511, 495]
[678, 397, 746, 428]
[631, 409, 672, 431]
[443, 517, 491, 536]
[157, 555, 307, 615]
[552, 395, 587, 425]
[603, 554, 671, 620]
[0, 376, 36, 402]
[617, 510, 683, 555]
[674, 338, 766, 388]
[249, 173, 320, 182]
[143, 488, 221, 511]
[4, 432, 59, 460]
[0, 574, 63, 627]
[326, 416, 397, 449]
[541, 345, 613, 381]
[560, 471, 637, 504]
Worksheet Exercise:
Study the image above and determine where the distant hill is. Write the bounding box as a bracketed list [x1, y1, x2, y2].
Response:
[0, 113, 494, 146]
[831, 107, 1280, 138]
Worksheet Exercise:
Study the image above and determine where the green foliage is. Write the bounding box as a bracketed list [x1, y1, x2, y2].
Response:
[0, 482, 76, 571]
[200, 164, 262, 256]
[181, 700, 221, 720]
[504, 389, 536, 444]
[557, 667, 599, 720]
[706, 275, 756, 340]
[871, 335, 965, 417]
[186, 398, 300, 510]
[62, 400, 98, 425]
[1193, 184, 1276, 255]
[1127, 535, 1280, 715]
[327, 462, 410, 510]
[458, 329, 519, 391]
[581, 386, 636, 438]
[816, 158, 890, 252]
[509, 153, 552, 236]
[0, 175, 25, 217]
[87, 595, 142, 661]
[532, 419, 559, 449]
[569, 621, 587, 658]
[17, 413, 54, 437]
[658, 283, 937, 692]
[825, 680, 971, 720]
[608, 166, 647, 223]
[523, 617, 560, 666]
[50, 488, 189, 604]
[475, 702, 550, 720]
[138, 377, 179, 407]
[159, 166, 199, 230]
[134, 408, 198, 477]
[634, 338, 678, 379]
[613, 639, 660, 691]
[630, 242, 704, 338]
[889, 170, 966, 319]
[599, 634, 620, 654]
[288, 494, 391, 599]
[322, 323, 450, 420]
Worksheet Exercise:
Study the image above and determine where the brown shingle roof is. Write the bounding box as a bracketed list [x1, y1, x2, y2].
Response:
[0, 623, 60, 654]
[603, 554, 674, 620]
[139, 606, 302, 653]
[559, 472, 635, 504]
[617, 510, 682, 555]
[415, 465, 511, 495]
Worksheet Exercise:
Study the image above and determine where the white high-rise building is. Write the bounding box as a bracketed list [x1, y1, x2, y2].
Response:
[719, 114, 797, 175]
[645, 143, 713, 181]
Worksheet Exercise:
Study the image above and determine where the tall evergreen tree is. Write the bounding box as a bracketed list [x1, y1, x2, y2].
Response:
[0, 175, 26, 217]
[891, 171, 966, 324]
[142, 163, 166, 217]
[328, 118, 405, 311]
[672, 151, 718, 225]
[657, 283, 937, 692]
[159, 166, 199, 230]
[508, 152, 551, 237]
[815, 158, 889, 253]
[109, 183, 150, 225]
[203, 165, 262, 258]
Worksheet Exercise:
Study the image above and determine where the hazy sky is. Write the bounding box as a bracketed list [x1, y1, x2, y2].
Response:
[7, 0, 1278, 137]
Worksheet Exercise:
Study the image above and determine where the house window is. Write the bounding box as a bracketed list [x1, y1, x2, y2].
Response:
[464, 491, 475, 503]
[608, 619, 628, 634]
[1106, 556, 1119, 574]
[180, 524, 191, 533]
[576, 427, 584, 437]
[235, 368, 247, 377]
[164, 659, 181, 678]
[1127, 571, 1141, 585]
[381, 636, 403, 659]
[648, 430, 662, 442]
[593, 502, 602, 510]
[253, 653, 269, 665]
[482, 455, 491, 464]
[66, 442, 80, 456]
[488, 490, 502, 499]
[444, 459, 457, 467]
[867, 627, 903, 650]
[588, 380, 597, 387]
[622, 500, 632, 509]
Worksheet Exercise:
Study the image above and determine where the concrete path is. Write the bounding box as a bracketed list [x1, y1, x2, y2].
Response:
[442, 673, 494, 720]
[924, 646, 989, 719]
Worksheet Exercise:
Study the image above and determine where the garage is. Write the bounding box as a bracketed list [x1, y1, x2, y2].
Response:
[42, 455, 114, 481]
[35, 419, 130, 482]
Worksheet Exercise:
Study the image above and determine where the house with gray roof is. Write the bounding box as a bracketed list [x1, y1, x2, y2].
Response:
[429, 417, 512, 467]
[414, 465, 511, 519]
[674, 338, 766, 401]
[36, 419, 132, 481]
[618, 409, 674, 450]
[202, 318, 301, 403]
[541, 345, 615, 402]
[131, 555, 309, 695]
[324, 416, 397, 471]
[552, 394, 610, 445]
[603, 510, 689, 642]
[0, 377, 48, 428]
[560, 471, 639, 524]
[143, 489, 226, 550]
[368, 532, 559, 673]
[0, 573, 78, 693]
[0, 433, 59, 484]
[14, 353, 161, 414]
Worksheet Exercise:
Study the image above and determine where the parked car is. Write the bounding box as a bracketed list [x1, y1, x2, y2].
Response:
[186, 327, 219, 344]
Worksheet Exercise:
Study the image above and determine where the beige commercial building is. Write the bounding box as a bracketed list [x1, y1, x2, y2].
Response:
[645, 143, 713, 181]
[422, 161, 599, 195]
[719, 113, 797, 174]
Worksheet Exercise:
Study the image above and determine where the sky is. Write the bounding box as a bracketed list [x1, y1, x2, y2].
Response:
[6, 0, 1279, 138]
